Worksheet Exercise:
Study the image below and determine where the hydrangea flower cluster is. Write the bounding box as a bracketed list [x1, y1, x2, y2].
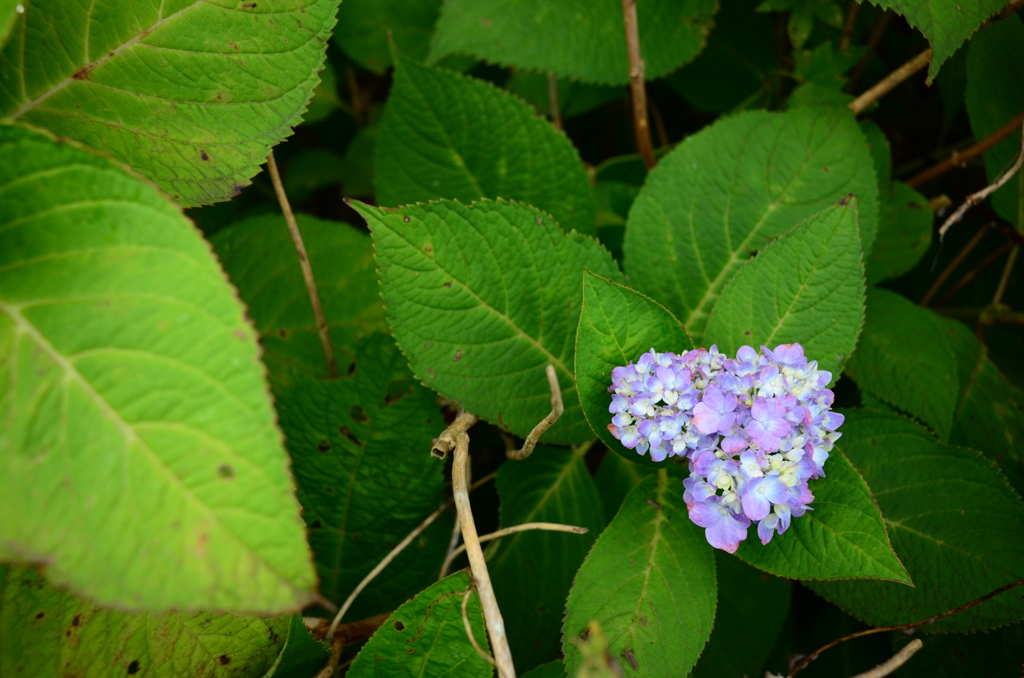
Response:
[608, 343, 844, 553]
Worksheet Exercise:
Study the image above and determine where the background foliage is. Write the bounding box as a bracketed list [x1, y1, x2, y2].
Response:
[2, 0, 1024, 676]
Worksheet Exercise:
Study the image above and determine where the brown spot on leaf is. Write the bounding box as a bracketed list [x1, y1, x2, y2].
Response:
[200, 150, 209, 161]
[403, 216, 411, 222]
[317, 440, 331, 452]
[35, 612, 44, 619]
[443, 281, 452, 288]
[218, 655, 231, 665]
[646, 498, 662, 509]
[72, 615, 81, 626]
[217, 464, 234, 478]
[393, 620, 406, 631]
[338, 426, 360, 446]
[622, 648, 638, 671]
[453, 350, 463, 362]
[127, 660, 140, 674]
[350, 405, 368, 423]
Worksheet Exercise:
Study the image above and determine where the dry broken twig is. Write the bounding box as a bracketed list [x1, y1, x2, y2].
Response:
[462, 588, 498, 667]
[508, 365, 564, 460]
[849, 639, 924, 678]
[938, 118, 1024, 240]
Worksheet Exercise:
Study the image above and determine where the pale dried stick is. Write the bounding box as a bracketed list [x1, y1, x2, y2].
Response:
[432, 410, 480, 459]
[938, 118, 1024, 240]
[462, 588, 498, 668]
[548, 73, 563, 132]
[439, 471, 499, 579]
[848, 49, 931, 116]
[849, 639, 923, 678]
[266, 152, 337, 378]
[325, 500, 451, 639]
[440, 522, 589, 577]
[452, 431, 517, 678]
[508, 365, 563, 460]
[621, 0, 656, 169]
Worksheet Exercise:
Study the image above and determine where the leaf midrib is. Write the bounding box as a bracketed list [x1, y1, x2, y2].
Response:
[0, 297, 300, 593]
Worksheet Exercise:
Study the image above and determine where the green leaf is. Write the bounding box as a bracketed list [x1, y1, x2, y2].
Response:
[809, 410, 1024, 631]
[521, 660, 566, 678]
[505, 71, 625, 120]
[270, 614, 331, 678]
[703, 200, 866, 380]
[489, 446, 606, 671]
[595, 452, 657, 523]
[692, 553, 791, 678]
[275, 333, 450, 617]
[867, 0, 1010, 81]
[575, 272, 694, 466]
[860, 120, 892, 191]
[844, 288, 958, 440]
[0, 565, 292, 678]
[333, 0, 442, 73]
[736, 448, 910, 582]
[353, 198, 625, 445]
[375, 58, 596, 236]
[866, 182, 933, 284]
[941, 317, 1024, 496]
[428, 0, 717, 86]
[667, 0, 778, 113]
[562, 471, 717, 678]
[348, 572, 493, 678]
[0, 0, 339, 206]
[623, 106, 878, 341]
[0, 125, 313, 612]
[0, 0, 19, 49]
[211, 213, 387, 386]
[966, 15, 1024, 229]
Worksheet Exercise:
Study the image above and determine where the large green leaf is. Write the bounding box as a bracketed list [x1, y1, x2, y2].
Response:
[353, 198, 625, 445]
[562, 471, 716, 678]
[810, 410, 1024, 631]
[736, 448, 910, 582]
[276, 333, 450, 618]
[0, 0, 338, 206]
[489, 446, 606, 671]
[269, 614, 331, 678]
[941, 318, 1024, 496]
[845, 289, 958, 440]
[692, 553, 791, 678]
[0, 565, 292, 678]
[623, 106, 878, 340]
[966, 16, 1024, 229]
[575, 272, 694, 466]
[333, 0, 443, 73]
[348, 572, 493, 678]
[0, 125, 313, 611]
[865, 182, 933, 285]
[211, 214, 387, 386]
[867, 0, 1010, 81]
[427, 0, 717, 86]
[375, 58, 596, 236]
[703, 200, 865, 379]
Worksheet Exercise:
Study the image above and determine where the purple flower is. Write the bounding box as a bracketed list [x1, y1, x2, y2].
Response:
[687, 496, 751, 553]
[692, 386, 738, 435]
[740, 476, 790, 521]
[745, 397, 792, 452]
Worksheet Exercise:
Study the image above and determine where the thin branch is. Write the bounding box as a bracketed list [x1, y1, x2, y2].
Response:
[938, 118, 1024, 239]
[325, 500, 452, 639]
[907, 112, 1024, 187]
[507, 365, 564, 460]
[848, 49, 931, 116]
[431, 410, 479, 459]
[440, 522, 589, 576]
[548, 73, 563, 132]
[438, 471, 499, 579]
[788, 579, 1024, 676]
[452, 430, 517, 678]
[462, 588, 498, 667]
[920, 223, 990, 307]
[992, 245, 1019, 306]
[307, 611, 390, 643]
[621, 0, 656, 170]
[266, 152, 338, 379]
[839, 0, 860, 51]
[936, 241, 1016, 306]
[850, 640, 924, 678]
